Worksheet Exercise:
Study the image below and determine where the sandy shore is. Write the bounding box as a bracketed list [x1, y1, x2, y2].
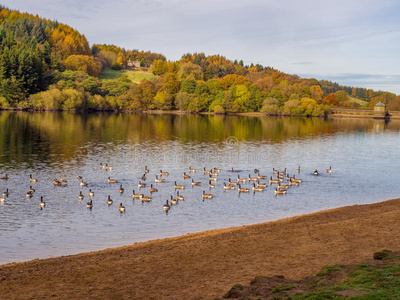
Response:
[1, 198, 399, 299]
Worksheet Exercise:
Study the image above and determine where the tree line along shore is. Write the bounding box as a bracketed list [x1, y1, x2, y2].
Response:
[1, 6, 400, 116]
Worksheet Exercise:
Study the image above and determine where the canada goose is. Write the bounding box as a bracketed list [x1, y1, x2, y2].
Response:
[170, 195, 177, 205]
[141, 195, 152, 202]
[202, 190, 213, 199]
[80, 180, 87, 187]
[281, 168, 287, 175]
[237, 175, 246, 183]
[177, 191, 184, 201]
[257, 172, 267, 179]
[76, 175, 83, 180]
[183, 172, 191, 179]
[272, 168, 278, 174]
[257, 182, 267, 188]
[269, 176, 280, 184]
[277, 172, 284, 179]
[29, 174, 37, 182]
[238, 184, 250, 193]
[149, 184, 158, 193]
[326, 166, 332, 174]
[53, 179, 61, 186]
[26, 191, 33, 198]
[209, 175, 217, 182]
[132, 190, 144, 199]
[28, 186, 35, 193]
[1, 174, 9, 180]
[58, 178, 68, 183]
[119, 185, 124, 194]
[105, 164, 112, 171]
[119, 203, 125, 213]
[274, 187, 286, 195]
[208, 180, 215, 188]
[286, 174, 294, 181]
[248, 174, 258, 182]
[210, 171, 219, 177]
[289, 179, 299, 186]
[230, 167, 236, 172]
[278, 182, 289, 190]
[228, 178, 237, 185]
[254, 168, 259, 173]
[203, 167, 210, 174]
[160, 170, 169, 176]
[100, 163, 105, 169]
[144, 166, 149, 173]
[138, 181, 146, 188]
[174, 181, 185, 189]
[2, 189, 9, 197]
[214, 167, 221, 173]
[86, 199, 93, 209]
[163, 200, 170, 212]
[252, 183, 264, 192]
[314, 170, 319, 176]
[155, 175, 165, 183]
[107, 195, 113, 205]
[78, 191, 84, 200]
[108, 176, 117, 183]
[88, 189, 94, 197]
[141, 174, 147, 181]
[191, 179, 201, 186]
[223, 182, 235, 190]
[189, 167, 196, 173]
[296, 166, 301, 173]
[292, 175, 302, 183]
[39, 196, 45, 208]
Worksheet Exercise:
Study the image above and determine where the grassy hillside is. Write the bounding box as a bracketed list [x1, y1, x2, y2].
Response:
[349, 96, 368, 107]
[99, 69, 158, 83]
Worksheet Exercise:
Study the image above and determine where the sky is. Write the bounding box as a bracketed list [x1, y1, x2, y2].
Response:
[2, 0, 400, 94]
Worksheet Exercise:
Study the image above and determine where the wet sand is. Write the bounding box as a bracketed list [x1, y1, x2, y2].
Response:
[1, 198, 399, 299]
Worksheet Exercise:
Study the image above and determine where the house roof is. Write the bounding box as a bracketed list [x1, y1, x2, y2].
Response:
[375, 101, 385, 107]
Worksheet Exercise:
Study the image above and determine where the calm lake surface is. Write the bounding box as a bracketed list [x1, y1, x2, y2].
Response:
[1, 112, 400, 264]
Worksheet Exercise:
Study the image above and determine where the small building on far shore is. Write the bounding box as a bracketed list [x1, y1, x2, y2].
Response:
[374, 101, 386, 114]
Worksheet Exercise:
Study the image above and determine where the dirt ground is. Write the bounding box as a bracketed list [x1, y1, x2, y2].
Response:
[1, 198, 399, 299]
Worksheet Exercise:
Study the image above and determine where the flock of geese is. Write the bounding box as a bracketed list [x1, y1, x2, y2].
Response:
[0, 165, 332, 214]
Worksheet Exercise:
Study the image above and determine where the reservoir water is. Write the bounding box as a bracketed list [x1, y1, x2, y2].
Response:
[0, 112, 399, 264]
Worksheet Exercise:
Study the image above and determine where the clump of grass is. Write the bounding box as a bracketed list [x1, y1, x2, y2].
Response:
[373, 249, 392, 260]
[272, 284, 296, 293]
[315, 264, 343, 277]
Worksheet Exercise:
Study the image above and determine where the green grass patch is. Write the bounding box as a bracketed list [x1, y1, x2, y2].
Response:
[272, 284, 296, 293]
[348, 96, 368, 107]
[99, 69, 158, 83]
[315, 264, 343, 277]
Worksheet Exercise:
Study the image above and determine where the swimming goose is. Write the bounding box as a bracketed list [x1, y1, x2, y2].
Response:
[189, 167, 196, 173]
[76, 175, 83, 180]
[183, 172, 191, 179]
[160, 170, 169, 176]
[326, 166, 332, 174]
[252, 183, 264, 192]
[209, 175, 217, 182]
[155, 175, 165, 183]
[191, 179, 201, 186]
[141, 195, 152, 202]
[78, 191, 84, 200]
[213, 167, 221, 173]
[149, 184, 158, 193]
[1, 174, 9, 180]
[292, 175, 302, 183]
[30, 174, 37, 182]
[314, 170, 319, 176]
[174, 181, 185, 189]
[58, 178, 68, 183]
[86, 199, 93, 209]
[53, 178, 61, 186]
[106, 195, 113, 206]
[269, 176, 280, 184]
[144, 166, 149, 173]
[210, 171, 219, 177]
[286, 174, 294, 181]
[237, 175, 246, 183]
[108, 176, 118, 183]
[248, 174, 258, 182]
[203, 167, 210, 174]
[28, 186, 35, 193]
[257, 182, 267, 188]
[26, 191, 33, 198]
[163, 200, 170, 212]
[278, 182, 289, 190]
[228, 178, 237, 185]
[100, 163, 105, 169]
[281, 168, 287, 175]
[39, 196, 45, 208]
[238, 184, 250, 193]
[141, 174, 147, 181]
[170, 195, 177, 205]
[177, 191, 184, 201]
[289, 179, 299, 186]
[272, 168, 278, 174]
[2, 189, 9, 197]
[274, 187, 286, 195]
[202, 190, 213, 199]
[254, 168, 259, 173]
[223, 182, 235, 190]
[132, 190, 144, 199]
[138, 181, 146, 188]
[296, 166, 301, 173]
[80, 180, 87, 187]
[230, 167, 236, 172]
[208, 180, 215, 188]
[119, 184, 124, 194]
[257, 172, 267, 180]
[118, 203, 125, 213]
[105, 164, 112, 171]
[88, 189, 94, 197]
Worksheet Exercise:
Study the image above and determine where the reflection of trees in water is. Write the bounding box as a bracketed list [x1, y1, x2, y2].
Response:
[0, 111, 399, 167]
